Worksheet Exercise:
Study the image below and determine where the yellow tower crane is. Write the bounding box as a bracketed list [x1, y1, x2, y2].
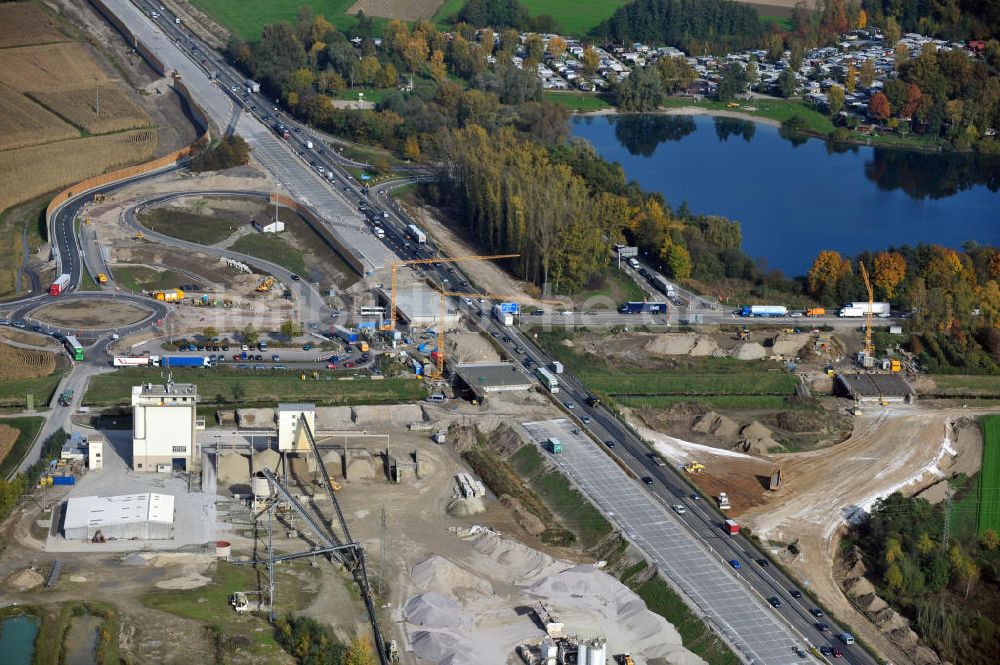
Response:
[382, 254, 519, 331]
[859, 262, 875, 368]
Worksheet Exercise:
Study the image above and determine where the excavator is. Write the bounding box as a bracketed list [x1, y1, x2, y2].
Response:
[683, 462, 705, 474]
[256, 276, 276, 293]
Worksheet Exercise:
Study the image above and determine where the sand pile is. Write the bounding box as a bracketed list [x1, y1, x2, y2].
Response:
[857, 593, 888, 613]
[447, 497, 487, 517]
[446, 333, 500, 363]
[770, 333, 811, 357]
[6, 568, 44, 591]
[737, 421, 782, 454]
[252, 447, 281, 473]
[732, 342, 766, 360]
[403, 529, 706, 665]
[353, 404, 424, 426]
[412, 555, 492, 596]
[123, 553, 149, 566]
[216, 452, 250, 491]
[689, 336, 722, 356]
[691, 412, 740, 440]
[405, 591, 464, 628]
[843, 576, 875, 597]
[645, 332, 698, 355]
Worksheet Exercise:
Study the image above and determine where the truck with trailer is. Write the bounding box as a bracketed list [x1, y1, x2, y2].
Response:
[842, 301, 891, 317]
[536, 367, 560, 394]
[333, 325, 358, 344]
[113, 356, 152, 367]
[651, 275, 676, 297]
[407, 224, 427, 244]
[159, 356, 209, 368]
[57, 389, 75, 406]
[244, 79, 260, 93]
[153, 289, 184, 302]
[619, 301, 667, 314]
[492, 304, 514, 326]
[49, 273, 71, 296]
[739, 305, 788, 317]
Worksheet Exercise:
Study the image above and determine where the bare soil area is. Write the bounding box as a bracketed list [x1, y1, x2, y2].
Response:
[33, 299, 152, 328]
[347, 0, 444, 21]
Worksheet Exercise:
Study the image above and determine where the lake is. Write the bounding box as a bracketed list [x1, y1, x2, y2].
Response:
[570, 114, 1000, 276]
[0, 614, 40, 665]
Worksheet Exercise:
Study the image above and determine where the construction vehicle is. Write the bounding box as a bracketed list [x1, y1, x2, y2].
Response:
[858, 263, 875, 368]
[96, 273, 108, 284]
[256, 276, 275, 293]
[153, 288, 184, 302]
[717, 492, 731, 511]
[806, 307, 825, 316]
[229, 591, 267, 614]
[615, 655, 635, 665]
[738, 327, 750, 341]
[890, 359, 902, 372]
[357, 341, 369, 353]
[851, 404, 863, 416]
[726, 102, 739, 108]
[684, 462, 705, 474]
[84, 217, 92, 225]
[92, 194, 107, 203]
[133, 231, 143, 239]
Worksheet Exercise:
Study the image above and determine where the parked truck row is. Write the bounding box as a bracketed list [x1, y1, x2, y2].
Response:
[738, 302, 893, 318]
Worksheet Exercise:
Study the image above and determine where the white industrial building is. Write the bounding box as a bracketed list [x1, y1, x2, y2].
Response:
[61, 432, 104, 470]
[132, 381, 199, 472]
[63, 493, 174, 540]
[277, 403, 316, 452]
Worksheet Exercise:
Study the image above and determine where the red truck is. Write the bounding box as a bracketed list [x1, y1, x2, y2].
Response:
[49, 273, 70, 296]
[724, 519, 740, 535]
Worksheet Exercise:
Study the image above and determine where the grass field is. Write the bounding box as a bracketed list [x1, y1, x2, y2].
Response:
[928, 375, 1000, 398]
[637, 576, 741, 665]
[330, 86, 393, 103]
[29, 86, 151, 134]
[0, 195, 48, 299]
[0, 416, 44, 478]
[571, 269, 648, 306]
[509, 444, 612, 548]
[84, 368, 425, 406]
[139, 206, 241, 245]
[112, 266, 185, 292]
[230, 233, 308, 275]
[660, 98, 835, 135]
[978, 416, 1000, 536]
[543, 91, 614, 112]
[615, 395, 792, 410]
[0, 374, 62, 409]
[191, 0, 358, 38]
[433, 0, 630, 35]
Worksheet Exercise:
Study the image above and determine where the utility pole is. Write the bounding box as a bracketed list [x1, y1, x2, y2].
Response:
[942, 479, 952, 548]
[95, 81, 100, 117]
[379, 503, 387, 595]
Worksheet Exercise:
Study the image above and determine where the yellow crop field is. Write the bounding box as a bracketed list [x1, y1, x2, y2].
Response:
[0, 342, 57, 381]
[30, 86, 151, 134]
[0, 3, 66, 48]
[0, 42, 109, 93]
[0, 129, 158, 215]
[0, 424, 19, 467]
[0, 83, 77, 151]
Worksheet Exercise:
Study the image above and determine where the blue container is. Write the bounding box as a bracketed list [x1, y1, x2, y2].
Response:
[52, 475, 75, 486]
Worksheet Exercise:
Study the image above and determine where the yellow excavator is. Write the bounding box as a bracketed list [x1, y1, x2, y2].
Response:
[684, 462, 705, 474]
[256, 276, 275, 292]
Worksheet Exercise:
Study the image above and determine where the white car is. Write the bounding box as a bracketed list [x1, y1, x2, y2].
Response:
[672, 505, 686, 514]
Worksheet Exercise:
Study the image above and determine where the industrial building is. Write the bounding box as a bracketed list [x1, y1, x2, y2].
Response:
[63, 493, 175, 541]
[454, 363, 534, 402]
[376, 285, 461, 326]
[132, 381, 199, 471]
[837, 373, 913, 404]
[277, 403, 316, 452]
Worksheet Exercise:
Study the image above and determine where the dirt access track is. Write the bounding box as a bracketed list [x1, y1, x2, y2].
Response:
[639, 403, 993, 663]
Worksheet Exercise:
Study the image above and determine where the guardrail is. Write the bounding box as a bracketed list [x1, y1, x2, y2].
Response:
[46, 0, 213, 277]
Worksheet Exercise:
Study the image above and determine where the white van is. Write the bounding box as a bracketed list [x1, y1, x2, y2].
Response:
[838, 633, 855, 645]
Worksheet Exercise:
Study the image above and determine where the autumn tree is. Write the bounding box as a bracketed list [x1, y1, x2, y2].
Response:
[860, 59, 876, 88]
[873, 251, 906, 298]
[884, 16, 901, 46]
[884, 562, 904, 592]
[901, 84, 922, 118]
[915, 532, 936, 555]
[428, 49, 447, 82]
[345, 636, 376, 665]
[745, 58, 759, 90]
[547, 35, 566, 58]
[869, 91, 891, 122]
[661, 240, 692, 279]
[856, 8, 867, 29]
[845, 63, 857, 94]
[524, 33, 544, 66]
[827, 84, 845, 115]
[402, 136, 421, 161]
[375, 62, 398, 88]
[981, 529, 1000, 551]
[581, 47, 600, 76]
[241, 324, 259, 346]
[808, 250, 849, 302]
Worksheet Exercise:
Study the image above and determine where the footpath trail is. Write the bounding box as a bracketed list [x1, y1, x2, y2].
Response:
[741, 405, 993, 663]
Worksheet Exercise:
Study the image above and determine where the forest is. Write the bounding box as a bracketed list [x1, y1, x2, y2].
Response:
[863, 0, 1000, 42]
[592, 0, 765, 54]
[850, 472, 1000, 665]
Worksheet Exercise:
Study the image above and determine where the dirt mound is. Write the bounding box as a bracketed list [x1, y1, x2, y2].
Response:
[856, 593, 888, 613]
[691, 412, 740, 440]
[216, 452, 250, 491]
[6, 568, 44, 591]
[690, 336, 722, 356]
[446, 332, 500, 363]
[770, 333, 811, 357]
[487, 425, 523, 457]
[915, 479, 950, 504]
[499, 495, 545, 536]
[843, 576, 875, 597]
[732, 342, 766, 360]
[252, 447, 281, 473]
[645, 333, 698, 355]
[447, 496, 486, 517]
[736, 421, 782, 455]
[913, 645, 942, 665]
[873, 608, 909, 632]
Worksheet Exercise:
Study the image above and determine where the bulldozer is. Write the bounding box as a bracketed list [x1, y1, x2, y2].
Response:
[133, 231, 143, 239]
[683, 461, 705, 474]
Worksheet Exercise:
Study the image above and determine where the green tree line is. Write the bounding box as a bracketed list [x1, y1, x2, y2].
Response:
[0, 429, 68, 524]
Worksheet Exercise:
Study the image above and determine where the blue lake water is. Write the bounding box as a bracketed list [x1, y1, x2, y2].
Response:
[570, 114, 1000, 276]
[0, 615, 40, 665]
